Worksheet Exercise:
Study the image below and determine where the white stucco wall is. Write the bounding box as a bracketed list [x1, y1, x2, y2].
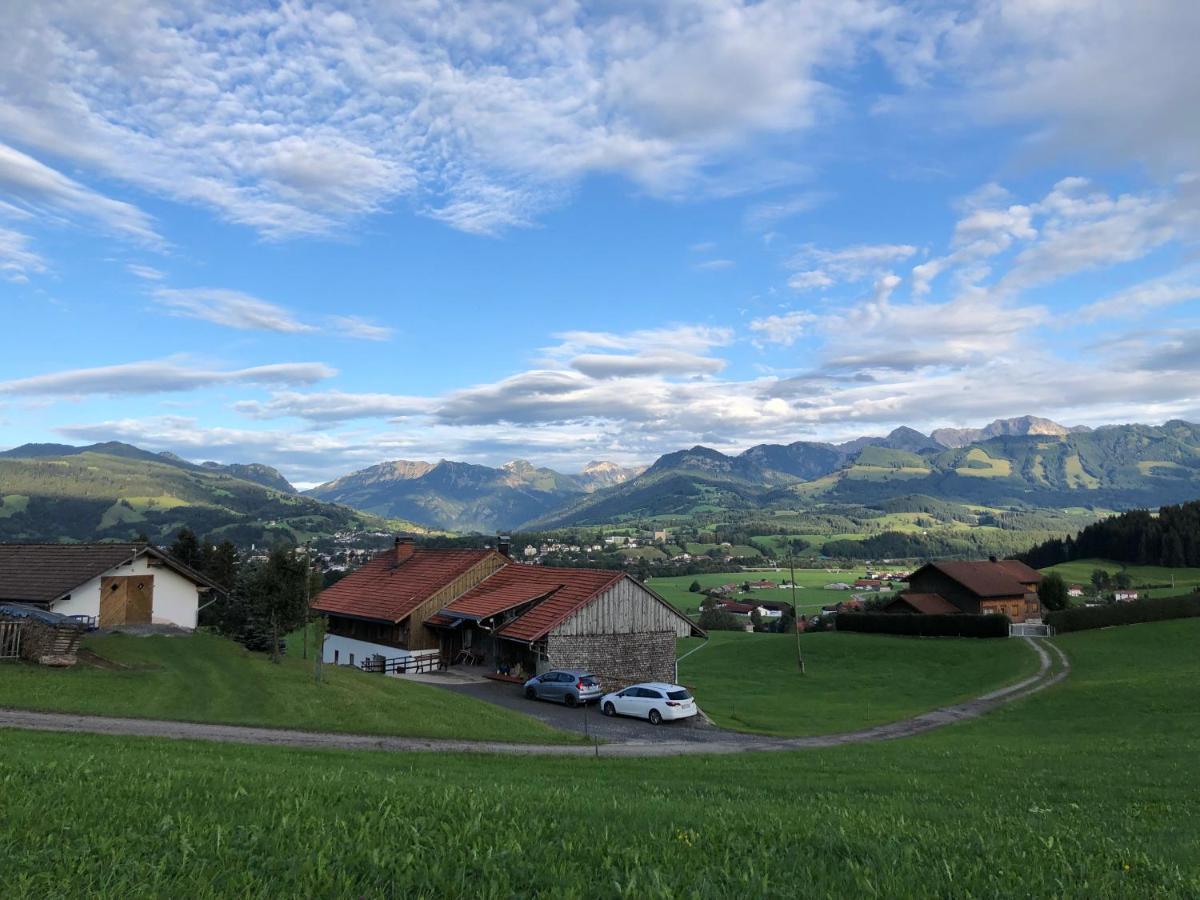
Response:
[50, 555, 201, 629]
[321, 633, 440, 667]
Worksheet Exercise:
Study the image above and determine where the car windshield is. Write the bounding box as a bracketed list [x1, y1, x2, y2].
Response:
[667, 690, 691, 701]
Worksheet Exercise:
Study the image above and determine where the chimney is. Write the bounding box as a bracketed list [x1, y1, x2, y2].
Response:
[497, 535, 511, 558]
[394, 534, 416, 565]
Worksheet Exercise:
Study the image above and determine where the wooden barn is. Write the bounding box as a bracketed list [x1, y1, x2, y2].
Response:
[312, 536, 702, 686]
[896, 558, 1043, 622]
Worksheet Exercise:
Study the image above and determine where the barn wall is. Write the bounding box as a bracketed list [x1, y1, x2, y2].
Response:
[545, 630, 677, 689]
[51, 556, 201, 629]
[552, 578, 694, 638]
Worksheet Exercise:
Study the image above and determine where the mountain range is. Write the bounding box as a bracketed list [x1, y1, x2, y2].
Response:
[0, 441, 409, 545]
[4, 416, 1200, 545]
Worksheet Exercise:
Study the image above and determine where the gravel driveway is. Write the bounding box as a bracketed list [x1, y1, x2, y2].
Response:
[441, 680, 746, 744]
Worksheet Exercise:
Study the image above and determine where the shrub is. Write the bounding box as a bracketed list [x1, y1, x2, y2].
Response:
[835, 612, 1010, 639]
[1045, 594, 1200, 634]
[697, 607, 745, 632]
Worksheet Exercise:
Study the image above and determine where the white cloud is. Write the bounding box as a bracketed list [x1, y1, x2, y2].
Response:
[0, 1, 903, 238]
[0, 226, 45, 282]
[748, 311, 817, 347]
[695, 258, 735, 271]
[569, 351, 725, 379]
[234, 390, 432, 423]
[1081, 271, 1200, 322]
[157, 288, 316, 335]
[0, 359, 335, 396]
[787, 242, 918, 292]
[0, 141, 161, 246]
[154, 288, 392, 340]
[744, 191, 829, 231]
[127, 263, 165, 281]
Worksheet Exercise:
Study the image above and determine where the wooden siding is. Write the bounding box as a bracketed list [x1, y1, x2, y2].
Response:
[408, 553, 508, 650]
[551, 577, 694, 638]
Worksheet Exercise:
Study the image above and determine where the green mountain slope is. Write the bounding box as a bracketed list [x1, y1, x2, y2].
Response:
[0, 448, 405, 545]
[530, 420, 1200, 529]
[304, 457, 641, 532]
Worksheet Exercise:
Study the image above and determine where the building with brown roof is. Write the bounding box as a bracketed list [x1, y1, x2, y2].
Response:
[0, 542, 220, 629]
[881, 593, 961, 615]
[901, 558, 1043, 622]
[312, 536, 702, 687]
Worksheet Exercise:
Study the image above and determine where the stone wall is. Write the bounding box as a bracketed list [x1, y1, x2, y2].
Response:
[3, 618, 84, 666]
[545, 630, 677, 689]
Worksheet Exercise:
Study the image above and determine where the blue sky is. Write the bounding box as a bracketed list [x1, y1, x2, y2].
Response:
[1, 1, 1198, 485]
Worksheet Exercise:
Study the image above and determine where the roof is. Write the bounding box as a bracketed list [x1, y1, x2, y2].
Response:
[886, 593, 960, 615]
[911, 559, 1042, 598]
[492, 566, 627, 643]
[0, 543, 219, 605]
[312, 548, 497, 623]
[719, 600, 757, 613]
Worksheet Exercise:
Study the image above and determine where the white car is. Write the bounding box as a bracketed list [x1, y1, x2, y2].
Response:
[600, 682, 697, 725]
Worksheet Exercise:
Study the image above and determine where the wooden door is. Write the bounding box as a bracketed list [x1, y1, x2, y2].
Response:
[99, 576, 128, 627]
[126, 575, 154, 624]
[99, 575, 154, 626]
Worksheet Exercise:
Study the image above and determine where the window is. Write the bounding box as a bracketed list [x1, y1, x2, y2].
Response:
[638, 688, 661, 699]
[349, 653, 355, 666]
[667, 690, 691, 701]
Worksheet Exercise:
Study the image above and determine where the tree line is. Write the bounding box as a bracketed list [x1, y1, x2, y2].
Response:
[1020, 499, 1200, 569]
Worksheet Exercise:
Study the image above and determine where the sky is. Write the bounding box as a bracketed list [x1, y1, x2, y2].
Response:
[1, 0, 1199, 487]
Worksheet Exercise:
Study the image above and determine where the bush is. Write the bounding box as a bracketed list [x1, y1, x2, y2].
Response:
[1045, 594, 1200, 634]
[697, 607, 745, 632]
[835, 612, 1010, 639]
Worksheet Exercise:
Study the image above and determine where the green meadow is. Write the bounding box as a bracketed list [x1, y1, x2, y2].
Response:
[647, 567, 896, 617]
[676, 629, 1038, 736]
[1, 620, 1198, 896]
[0, 631, 574, 744]
[1043, 558, 1200, 598]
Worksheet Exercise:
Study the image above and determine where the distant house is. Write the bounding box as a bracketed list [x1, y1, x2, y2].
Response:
[900, 558, 1043, 622]
[853, 578, 884, 591]
[1114, 590, 1139, 602]
[1067, 584, 1085, 598]
[313, 536, 702, 687]
[0, 542, 218, 629]
[747, 579, 777, 590]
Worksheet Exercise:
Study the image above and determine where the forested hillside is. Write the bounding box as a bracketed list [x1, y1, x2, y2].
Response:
[1021, 500, 1200, 568]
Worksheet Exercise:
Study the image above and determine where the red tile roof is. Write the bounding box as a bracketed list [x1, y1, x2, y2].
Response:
[311, 548, 497, 623]
[887, 593, 960, 614]
[911, 559, 1042, 598]
[492, 566, 627, 643]
[440, 579, 562, 621]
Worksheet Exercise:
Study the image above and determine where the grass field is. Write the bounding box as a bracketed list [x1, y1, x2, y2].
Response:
[0, 631, 576, 744]
[1043, 558, 1200, 598]
[1, 620, 1197, 895]
[648, 567, 895, 618]
[676, 630, 1039, 736]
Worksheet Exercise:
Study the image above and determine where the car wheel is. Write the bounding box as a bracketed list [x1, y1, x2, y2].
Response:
[603, 702, 616, 717]
[565, 692, 578, 708]
[525, 687, 537, 700]
[648, 709, 663, 726]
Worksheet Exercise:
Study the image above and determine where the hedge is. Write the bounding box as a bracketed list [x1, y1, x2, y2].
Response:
[1045, 594, 1200, 634]
[835, 612, 1010, 639]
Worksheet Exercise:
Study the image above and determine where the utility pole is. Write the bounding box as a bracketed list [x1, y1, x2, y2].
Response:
[790, 548, 805, 675]
[302, 542, 311, 660]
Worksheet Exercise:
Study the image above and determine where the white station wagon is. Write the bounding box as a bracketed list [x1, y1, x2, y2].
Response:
[600, 682, 697, 725]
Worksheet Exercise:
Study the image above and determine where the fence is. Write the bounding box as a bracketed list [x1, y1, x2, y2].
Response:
[360, 652, 445, 675]
[0, 620, 22, 659]
[1009, 622, 1055, 637]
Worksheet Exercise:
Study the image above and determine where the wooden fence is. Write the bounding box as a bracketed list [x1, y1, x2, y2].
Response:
[0, 621, 22, 659]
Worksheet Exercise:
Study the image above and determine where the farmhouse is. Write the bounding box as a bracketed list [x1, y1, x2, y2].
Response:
[895, 558, 1043, 622]
[312, 536, 702, 687]
[0, 542, 218, 629]
[1114, 589, 1139, 602]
